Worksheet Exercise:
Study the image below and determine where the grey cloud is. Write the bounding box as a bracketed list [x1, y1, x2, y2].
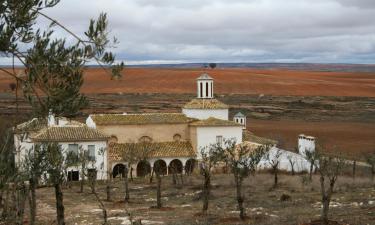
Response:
[3, 0, 375, 64]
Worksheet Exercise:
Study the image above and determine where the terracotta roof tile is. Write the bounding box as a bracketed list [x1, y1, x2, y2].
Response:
[242, 130, 277, 145]
[190, 117, 242, 127]
[32, 126, 109, 142]
[91, 113, 194, 125]
[109, 141, 195, 161]
[183, 98, 228, 109]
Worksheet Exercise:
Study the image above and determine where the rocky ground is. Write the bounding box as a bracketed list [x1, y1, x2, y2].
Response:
[25, 173, 375, 225]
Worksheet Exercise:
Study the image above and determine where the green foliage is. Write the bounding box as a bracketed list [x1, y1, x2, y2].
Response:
[1, 0, 124, 118]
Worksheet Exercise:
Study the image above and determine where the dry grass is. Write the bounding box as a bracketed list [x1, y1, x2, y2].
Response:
[26, 173, 375, 225]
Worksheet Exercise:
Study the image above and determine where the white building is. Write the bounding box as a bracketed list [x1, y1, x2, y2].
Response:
[14, 113, 109, 180]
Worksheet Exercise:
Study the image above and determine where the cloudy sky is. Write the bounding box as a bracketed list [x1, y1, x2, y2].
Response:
[5, 0, 375, 64]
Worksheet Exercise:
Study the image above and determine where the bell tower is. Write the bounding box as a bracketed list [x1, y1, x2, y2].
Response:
[197, 73, 214, 99]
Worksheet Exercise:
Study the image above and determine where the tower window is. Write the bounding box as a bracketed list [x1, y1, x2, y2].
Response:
[200, 82, 203, 98]
[206, 82, 209, 97]
[211, 82, 213, 98]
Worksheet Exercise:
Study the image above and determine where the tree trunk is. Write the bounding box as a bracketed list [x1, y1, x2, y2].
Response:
[371, 164, 374, 182]
[321, 194, 330, 225]
[93, 190, 108, 225]
[54, 183, 65, 225]
[124, 168, 129, 203]
[149, 170, 154, 184]
[80, 175, 84, 193]
[130, 167, 133, 182]
[106, 176, 112, 202]
[156, 173, 162, 208]
[274, 169, 278, 187]
[291, 164, 295, 176]
[29, 178, 37, 225]
[309, 163, 313, 181]
[235, 174, 245, 220]
[352, 161, 356, 180]
[202, 173, 210, 212]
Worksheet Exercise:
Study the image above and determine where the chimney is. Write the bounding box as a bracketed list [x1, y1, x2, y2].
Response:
[298, 134, 315, 156]
[47, 109, 56, 127]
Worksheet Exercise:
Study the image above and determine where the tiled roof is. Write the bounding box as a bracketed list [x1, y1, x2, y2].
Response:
[197, 73, 213, 80]
[242, 130, 278, 146]
[90, 113, 194, 125]
[15, 117, 84, 133]
[109, 141, 196, 161]
[189, 117, 242, 127]
[15, 118, 47, 133]
[32, 126, 109, 142]
[183, 98, 228, 109]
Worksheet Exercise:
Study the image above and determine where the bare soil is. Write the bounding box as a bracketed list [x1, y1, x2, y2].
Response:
[1, 68, 375, 96]
[25, 173, 375, 225]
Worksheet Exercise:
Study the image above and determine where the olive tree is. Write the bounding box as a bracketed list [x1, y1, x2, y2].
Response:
[214, 139, 269, 220]
[199, 144, 219, 213]
[1, 1, 123, 224]
[316, 152, 346, 225]
[265, 148, 283, 188]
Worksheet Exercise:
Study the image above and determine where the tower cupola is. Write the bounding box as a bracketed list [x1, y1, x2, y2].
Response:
[233, 112, 246, 129]
[197, 73, 214, 99]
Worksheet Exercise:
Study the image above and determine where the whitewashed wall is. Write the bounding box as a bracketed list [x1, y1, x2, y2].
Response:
[59, 141, 108, 180]
[182, 108, 229, 120]
[15, 137, 108, 180]
[196, 126, 243, 159]
[14, 134, 35, 167]
[258, 147, 314, 172]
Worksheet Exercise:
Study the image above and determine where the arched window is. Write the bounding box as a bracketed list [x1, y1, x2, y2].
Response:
[200, 82, 203, 98]
[173, 134, 182, 142]
[109, 135, 118, 144]
[206, 82, 209, 97]
[139, 136, 152, 143]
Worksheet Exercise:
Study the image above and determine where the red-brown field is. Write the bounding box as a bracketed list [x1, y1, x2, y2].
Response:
[82, 68, 375, 96]
[1, 68, 375, 96]
[248, 119, 375, 157]
[0, 67, 374, 156]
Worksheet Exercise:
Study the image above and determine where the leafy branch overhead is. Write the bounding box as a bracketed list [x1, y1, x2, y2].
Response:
[0, 0, 124, 118]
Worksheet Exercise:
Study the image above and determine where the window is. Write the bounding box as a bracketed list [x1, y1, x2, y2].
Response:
[67, 171, 79, 181]
[173, 134, 182, 142]
[68, 144, 78, 155]
[67, 144, 79, 162]
[200, 82, 203, 98]
[216, 135, 223, 146]
[206, 82, 209, 97]
[88, 145, 95, 161]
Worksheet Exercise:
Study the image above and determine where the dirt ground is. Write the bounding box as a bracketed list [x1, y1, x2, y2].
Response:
[1, 68, 375, 97]
[248, 119, 375, 157]
[28, 173, 375, 225]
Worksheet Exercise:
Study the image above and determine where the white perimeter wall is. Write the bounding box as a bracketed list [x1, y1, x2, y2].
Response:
[196, 126, 242, 159]
[258, 147, 314, 172]
[182, 108, 228, 120]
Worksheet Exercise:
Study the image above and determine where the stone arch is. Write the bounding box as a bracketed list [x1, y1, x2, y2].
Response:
[113, 163, 126, 178]
[136, 160, 151, 177]
[185, 158, 196, 174]
[168, 159, 183, 174]
[139, 136, 152, 143]
[153, 159, 167, 175]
